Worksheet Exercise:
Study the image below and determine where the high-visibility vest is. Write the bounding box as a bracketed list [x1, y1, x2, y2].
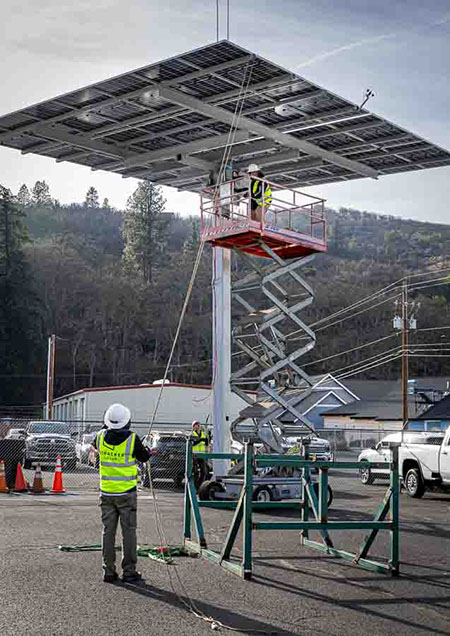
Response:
[192, 429, 207, 453]
[251, 179, 272, 207]
[97, 430, 138, 495]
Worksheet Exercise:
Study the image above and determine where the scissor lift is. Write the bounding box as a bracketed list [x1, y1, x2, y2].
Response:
[201, 177, 327, 450]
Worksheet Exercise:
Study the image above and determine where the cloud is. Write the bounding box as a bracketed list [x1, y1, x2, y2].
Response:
[433, 11, 450, 26]
[295, 32, 397, 70]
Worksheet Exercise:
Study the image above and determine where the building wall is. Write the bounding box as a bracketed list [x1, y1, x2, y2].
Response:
[52, 385, 251, 434]
[408, 419, 450, 431]
[322, 415, 403, 431]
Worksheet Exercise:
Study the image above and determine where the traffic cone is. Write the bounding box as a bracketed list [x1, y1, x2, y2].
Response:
[0, 461, 9, 493]
[30, 463, 45, 494]
[14, 462, 29, 492]
[51, 456, 66, 494]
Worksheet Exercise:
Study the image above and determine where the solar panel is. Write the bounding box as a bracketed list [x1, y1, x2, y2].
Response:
[1, 40, 449, 192]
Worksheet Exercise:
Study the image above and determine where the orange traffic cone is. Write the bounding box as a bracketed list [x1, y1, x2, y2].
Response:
[51, 456, 66, 494]
[0, 460, 9, 493]
[30, 463, 45, 494]
[14, 462, 29, 492]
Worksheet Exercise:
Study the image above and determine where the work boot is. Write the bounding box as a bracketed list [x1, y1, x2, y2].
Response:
[121, 571, 144, 584]
[103, 572, 119, 583]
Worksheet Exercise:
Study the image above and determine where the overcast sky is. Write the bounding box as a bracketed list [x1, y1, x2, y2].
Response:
[1, 0, 449, 223]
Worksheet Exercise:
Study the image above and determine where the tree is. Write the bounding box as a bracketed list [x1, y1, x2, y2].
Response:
[84, 186, 100, 208]
[31, 180, 52, 206]
[102, 197, 110, 209]
[122, 181, 168, 283]
[17, 184, 31, 206]
[0, 186, 43, 404]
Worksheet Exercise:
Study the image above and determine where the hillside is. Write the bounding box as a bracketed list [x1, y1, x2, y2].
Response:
[1, 180, 449, 410]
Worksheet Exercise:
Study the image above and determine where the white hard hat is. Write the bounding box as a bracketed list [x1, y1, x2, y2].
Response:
[104, 403, 131, 429]
[247, 163, 260, 173]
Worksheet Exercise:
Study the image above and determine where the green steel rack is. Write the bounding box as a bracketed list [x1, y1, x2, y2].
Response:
[183, 442, 400, 580]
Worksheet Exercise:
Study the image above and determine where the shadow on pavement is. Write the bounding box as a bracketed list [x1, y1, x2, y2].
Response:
[252, 568, 450, 636]
[121, 581, 300, 635]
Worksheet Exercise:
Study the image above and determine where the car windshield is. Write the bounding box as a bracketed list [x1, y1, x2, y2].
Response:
[29, 422, 71, 435]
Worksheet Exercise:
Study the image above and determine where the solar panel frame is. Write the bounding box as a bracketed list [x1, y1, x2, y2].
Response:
[0, 39, 449, 192]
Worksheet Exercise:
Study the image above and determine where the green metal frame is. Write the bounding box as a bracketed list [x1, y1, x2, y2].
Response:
[183, 442, 400, 580]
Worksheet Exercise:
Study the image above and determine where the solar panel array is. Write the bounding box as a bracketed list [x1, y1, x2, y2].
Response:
[0, 40, 449, 192]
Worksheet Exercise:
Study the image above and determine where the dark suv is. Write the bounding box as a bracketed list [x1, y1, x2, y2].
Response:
[143, 433, 211, 489]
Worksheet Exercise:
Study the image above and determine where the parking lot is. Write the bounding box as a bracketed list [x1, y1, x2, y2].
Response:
[1, 471, 449, 636]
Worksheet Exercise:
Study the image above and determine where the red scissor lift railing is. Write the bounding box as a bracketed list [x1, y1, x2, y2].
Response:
[200, 178, 328, 259]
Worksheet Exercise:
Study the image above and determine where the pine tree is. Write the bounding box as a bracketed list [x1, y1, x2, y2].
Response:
[31, 180, 52, 206]
[84, 186, 100, 208]
[122, 181, 168, 284]
[102, 197, 110, 209]
[17, 184, 31, 206]
[0, 186, 43, 403]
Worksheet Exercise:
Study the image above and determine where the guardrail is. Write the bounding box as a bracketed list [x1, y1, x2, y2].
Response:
[183, 442, 400, 580]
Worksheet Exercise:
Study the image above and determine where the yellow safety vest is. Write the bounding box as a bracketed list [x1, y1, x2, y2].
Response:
[97, 430, 138, 495]
[252, 179, 272, 207]
[192, 429, 207, 453]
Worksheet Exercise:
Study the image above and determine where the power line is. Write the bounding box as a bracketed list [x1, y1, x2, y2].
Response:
[315, 293, 401, 333]
[301, 332, 400, 368]
[337, 352, 402, 380]
[327, 345, 402, 377]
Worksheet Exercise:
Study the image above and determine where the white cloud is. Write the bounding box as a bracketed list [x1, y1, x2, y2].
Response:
[295, 32, 396, 70]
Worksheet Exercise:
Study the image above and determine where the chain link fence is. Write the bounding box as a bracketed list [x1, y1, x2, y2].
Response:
[0, 417, 400, 495]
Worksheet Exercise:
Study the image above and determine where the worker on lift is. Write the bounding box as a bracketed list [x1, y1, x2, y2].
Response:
[234, 164, 272, 222]
[191, 420, 209, 487]
[92, 403, 150, 584]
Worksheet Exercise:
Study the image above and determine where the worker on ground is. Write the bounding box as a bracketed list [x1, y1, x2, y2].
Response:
[91, 403, 150, 584]
[191, 420, 208, 487]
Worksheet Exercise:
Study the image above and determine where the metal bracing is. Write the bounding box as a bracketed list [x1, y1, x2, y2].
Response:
[152, 86, 379, 179]
[184, 443, 400, 580]
[230, 245, 320, 434]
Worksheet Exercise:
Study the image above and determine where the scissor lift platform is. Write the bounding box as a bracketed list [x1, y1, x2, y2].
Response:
[200, 178, 327, 259]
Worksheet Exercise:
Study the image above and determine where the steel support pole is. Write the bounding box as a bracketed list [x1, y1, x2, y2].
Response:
[212, 247, 232, 476]
[45, 334, 56, 420]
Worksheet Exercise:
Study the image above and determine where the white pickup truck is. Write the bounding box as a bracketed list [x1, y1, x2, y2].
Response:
[358, 429, 450, 498]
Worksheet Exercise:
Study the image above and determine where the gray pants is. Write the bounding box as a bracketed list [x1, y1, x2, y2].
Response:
[100, 491, 138, 577]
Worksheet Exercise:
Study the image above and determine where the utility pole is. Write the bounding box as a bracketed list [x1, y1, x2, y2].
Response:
[46, 334, 56, 420]
[401, 281, 408, 430]
[393, 282, 418, 430]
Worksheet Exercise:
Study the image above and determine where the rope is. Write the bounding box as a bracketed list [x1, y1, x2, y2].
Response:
[141, 60, 265, 632]
[146, 58, 255, 436]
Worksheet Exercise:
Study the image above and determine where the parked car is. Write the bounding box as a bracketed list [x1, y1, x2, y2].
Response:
[23, 421, 77, 470]
[6, 428, 27, 440]
[76, 432, 97, 464]
[142, 432, 211, 488]
[358, 430, 450, 498]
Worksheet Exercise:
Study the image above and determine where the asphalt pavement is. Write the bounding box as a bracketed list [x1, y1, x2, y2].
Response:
[0, 474, 449, 636]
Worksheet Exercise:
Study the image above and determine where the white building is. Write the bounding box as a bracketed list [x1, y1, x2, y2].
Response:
[51, 382, 253, 435]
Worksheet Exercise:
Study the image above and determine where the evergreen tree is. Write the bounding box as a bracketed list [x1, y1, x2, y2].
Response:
[84, 186, 100, 208]
[31, 180, 52, 206]
[0, 186, 43, 404]
[17, 184, 31, 206]
[122, 181, 168, 283]
[102, 197, 110, 209]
